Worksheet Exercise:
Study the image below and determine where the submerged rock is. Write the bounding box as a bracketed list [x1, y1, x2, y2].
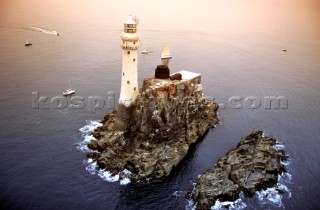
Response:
[190, 131, 288, 210]
[87, 77, 218, 181]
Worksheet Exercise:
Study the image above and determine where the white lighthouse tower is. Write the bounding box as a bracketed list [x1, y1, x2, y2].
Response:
[119, 15, 139, 107]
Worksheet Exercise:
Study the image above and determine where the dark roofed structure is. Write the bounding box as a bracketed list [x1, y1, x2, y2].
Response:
[155, 65, 170, 79]
[170, 73, 182, 81]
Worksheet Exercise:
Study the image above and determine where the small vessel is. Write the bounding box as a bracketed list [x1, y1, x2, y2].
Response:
[53, 31, 59, 36]
[141, 49, 151, 54]
[63, 89, 75, 96]
[63, 79, 75, 96]
[25, 41, 32, 46]
[161, 42, 172, 59]
[161, 42, 172, 66]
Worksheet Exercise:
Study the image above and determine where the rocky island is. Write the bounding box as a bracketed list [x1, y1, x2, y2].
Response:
[87, 68, 219, 180]
[85, 16, 219, 181]
[190, 130, 288, 209]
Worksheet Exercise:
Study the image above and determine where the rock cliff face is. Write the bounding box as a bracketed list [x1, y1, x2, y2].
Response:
[190, 131, 288, 210]
[87, 77, 219, 180]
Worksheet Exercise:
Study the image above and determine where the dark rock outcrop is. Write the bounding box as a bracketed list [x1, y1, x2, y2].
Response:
[190, 131, 288, 210]
[87, 77, 219, 181]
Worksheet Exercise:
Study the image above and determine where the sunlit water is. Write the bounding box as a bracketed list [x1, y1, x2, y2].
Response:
[0, 0, 319, 209]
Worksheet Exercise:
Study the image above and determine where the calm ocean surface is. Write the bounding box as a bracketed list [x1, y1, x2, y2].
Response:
[0, 0, 320, 209]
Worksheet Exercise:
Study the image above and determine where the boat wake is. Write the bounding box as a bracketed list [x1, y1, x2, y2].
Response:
[30, 26, 59, 36]
[0, 25, 59, 36]
[77, 120, 132, 185]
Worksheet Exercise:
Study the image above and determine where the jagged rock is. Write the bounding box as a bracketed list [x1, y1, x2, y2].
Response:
[190, 131, 287, 209]
[87, 77, 218, 180]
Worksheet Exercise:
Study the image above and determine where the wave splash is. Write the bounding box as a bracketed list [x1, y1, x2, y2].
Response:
[78, 120, 132, 185]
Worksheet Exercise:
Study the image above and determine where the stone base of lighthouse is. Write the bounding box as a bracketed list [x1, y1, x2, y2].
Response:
[113, 103, 135, 131]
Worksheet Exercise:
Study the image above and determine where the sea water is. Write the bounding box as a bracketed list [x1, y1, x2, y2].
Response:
[0, 0, 319, 209]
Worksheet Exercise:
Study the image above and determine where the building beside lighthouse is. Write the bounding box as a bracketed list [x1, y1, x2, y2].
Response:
[119, 16, 139, 107]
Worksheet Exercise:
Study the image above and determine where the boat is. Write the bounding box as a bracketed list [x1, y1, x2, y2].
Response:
[25, 41, 32, 46]
[53, 31, 59, 36]
[141, 49, 151, 54]
[63, 79, 75, 96]
[161, 42, 172, 59]
[161, 42, 172, 66]
[63, 89, 75, 96]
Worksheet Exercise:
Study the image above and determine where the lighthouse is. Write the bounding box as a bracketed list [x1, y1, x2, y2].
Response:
[119, 15, 139, 107]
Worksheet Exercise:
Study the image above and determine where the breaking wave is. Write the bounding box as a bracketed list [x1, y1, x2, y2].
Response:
[83, 158, 132, 185]
[78, 120, 132, 185]
[211, 192, 247, 210]
[77, 120, 102, 152]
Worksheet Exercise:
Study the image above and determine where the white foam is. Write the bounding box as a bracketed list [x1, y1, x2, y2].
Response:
[87, 158, 94, 164]
[211, 192, 247, 210]
[277, 183, 292, 198]
[79, 120, 102, 134]
[98, 169, 120, 182]
[79, 122, 99, 168]
[78, 120, 132, 185]
[94, 168, 132, 184]
[119, 169, 132, 185]
[273, 142, 285, 150]
[173, 191, 186, 197]
[120, 177, 131, 185]
[280, 159, 290, 166]
[185, 192, 247, 210]
[254, 172, 292, 208]
[85, 160, 130, 184]
[280, 172, 292, 184]
[256, 187, 282, 207]
[86, 161, 97, 175]
[77, 120, 102, 152]
[185, 199, 196, 210]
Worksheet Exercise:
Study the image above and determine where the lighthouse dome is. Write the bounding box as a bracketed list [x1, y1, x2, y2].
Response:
[124, 16, 137, 25]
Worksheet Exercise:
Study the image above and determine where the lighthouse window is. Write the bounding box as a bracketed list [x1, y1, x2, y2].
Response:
[127, 51, 130, 54]
[127, 80, 130, 84]
[134, 87, 136, 91]
[123, 72, 125, 76]
[133, 58, 135, 62]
